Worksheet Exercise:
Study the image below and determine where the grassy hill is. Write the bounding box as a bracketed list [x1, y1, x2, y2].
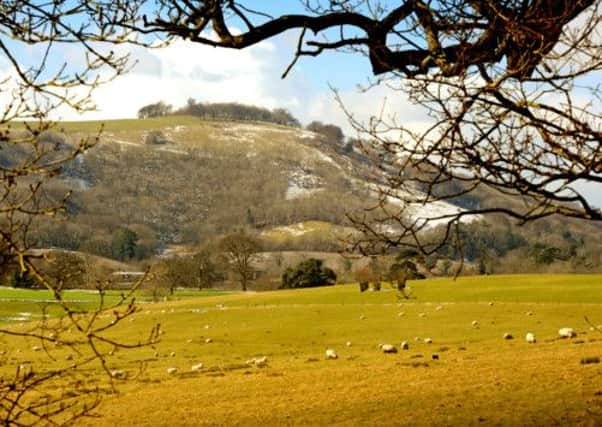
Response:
[29, 116, 373, 253]
[1, 275, 601, 425]
[4, 115, 601, 275]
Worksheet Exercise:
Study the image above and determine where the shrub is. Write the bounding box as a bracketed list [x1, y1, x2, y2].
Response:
[281, 258, 336, 289]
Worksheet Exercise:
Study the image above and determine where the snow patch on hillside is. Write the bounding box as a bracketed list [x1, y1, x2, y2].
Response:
[296, 129, 319, 139]
[166, 125, 187, 133]
[158, 146, 188, 155]
[268, 223, 311, 237]
[286, 168, 322, 200]
[113, 139, 141, 147]
[371, 184, 482, 228]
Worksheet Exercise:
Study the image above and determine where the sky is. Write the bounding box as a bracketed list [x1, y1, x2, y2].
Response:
[1, 2, 600, 208]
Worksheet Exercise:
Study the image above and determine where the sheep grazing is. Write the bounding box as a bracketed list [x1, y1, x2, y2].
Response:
[419, 313, 427, 318]
[398, 312, 405, 317]
[111, 369, 126, 379]
[488, 302, 494, 306]
[435, 305, 443, 311]
[32, 346, 41, 352]
[471, 320, 480, 328]
[379, 344, 398, 354]
[503, 333, 514, 340]
[167, 367, 178, 375]
[254, 356, 268, 367]
[346, 341, 352, 347]
[247, 356, 268, 367]
[186, 339, 193, 344]
[526, 311, 534, 316]
[205, 338, 213, 343]
[191, 363, 204, 372]
[359, 315, 366, 320]
[170, 351, 176, 357]
[424, 338, 433, 344]
[325, 349, 338, 360]
[525, 332, 536, 344]
[401, 341, 410, 350]
[558, 327, 577, 339]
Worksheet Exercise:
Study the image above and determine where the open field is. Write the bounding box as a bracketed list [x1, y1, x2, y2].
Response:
[0, 287, 229, 323]
[2, 274, 602, 425]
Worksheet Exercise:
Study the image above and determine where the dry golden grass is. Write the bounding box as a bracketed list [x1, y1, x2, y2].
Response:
[3, 276, 602, 425]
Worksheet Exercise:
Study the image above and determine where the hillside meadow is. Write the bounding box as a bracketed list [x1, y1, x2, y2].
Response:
[1, 274, 601, 425]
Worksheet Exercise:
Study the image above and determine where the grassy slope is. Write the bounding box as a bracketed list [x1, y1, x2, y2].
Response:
[2, 275, 601, 425]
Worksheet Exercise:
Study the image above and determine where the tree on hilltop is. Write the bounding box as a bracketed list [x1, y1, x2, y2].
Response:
[138, 101, 173, 119]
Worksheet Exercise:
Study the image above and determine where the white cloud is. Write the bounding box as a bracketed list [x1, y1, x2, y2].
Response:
[52, 36, 432, 139]
[303, 83, 431, 139]
[55, 38, 307, 121]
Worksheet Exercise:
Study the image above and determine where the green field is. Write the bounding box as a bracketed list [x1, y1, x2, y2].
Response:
[1, 275, 601, 426]
[0, 287, 230, 323]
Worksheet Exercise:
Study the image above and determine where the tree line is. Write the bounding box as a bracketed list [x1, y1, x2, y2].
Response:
[138, 99, 301, 128]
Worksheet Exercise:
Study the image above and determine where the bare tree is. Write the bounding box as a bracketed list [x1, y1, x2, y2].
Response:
[155, 256, 196, 294]
[218, 232, 262, 291]
[140, 1, 602, 254]
[0, 1, 159, 424]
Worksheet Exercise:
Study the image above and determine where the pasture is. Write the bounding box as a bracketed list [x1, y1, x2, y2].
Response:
[1, 274, 601, 425]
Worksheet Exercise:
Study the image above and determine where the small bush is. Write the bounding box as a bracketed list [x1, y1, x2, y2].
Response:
[281, 258, 336, 289]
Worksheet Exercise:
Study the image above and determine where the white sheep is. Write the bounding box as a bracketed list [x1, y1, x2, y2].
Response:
[525, 332, 536, 343]
[254, 356, 268, 367]
[191, 363, 204, 372]
[401, 341, 409, 350]
[558, 327, 576, 338]
[471, 320, 480, 328]
[424, 338, 433, 344]
[346, 341, 352, 347]
[167, 367, 178, 375]
[419, 313, 427, 318]
[111, 369, 126, 379]
[503, 333, 514, 340]
[205, 338, 213, 343]
[379, 344, 398, 353]
[325, 349, 338, 359]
